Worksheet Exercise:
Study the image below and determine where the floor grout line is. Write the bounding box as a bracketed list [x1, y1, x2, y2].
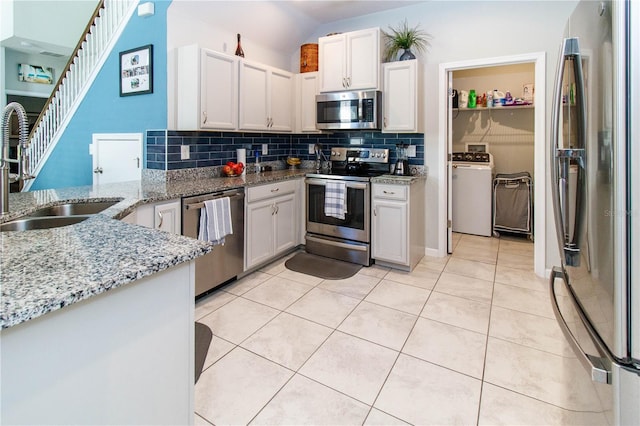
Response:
[194, 234, 607, 425]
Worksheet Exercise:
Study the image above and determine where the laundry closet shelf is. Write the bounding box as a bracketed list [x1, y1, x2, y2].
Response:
[453, 105, 535, 111]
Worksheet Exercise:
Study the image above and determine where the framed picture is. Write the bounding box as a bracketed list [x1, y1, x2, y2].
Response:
[18, 64, 54, 84]
[119, 44, 153, 96]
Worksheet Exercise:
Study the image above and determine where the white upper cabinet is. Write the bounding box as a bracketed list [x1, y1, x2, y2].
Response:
[295, 72, 319, 133]
[176, 45, 238, 130]
[382, 59, 421, 133]
[318, 28, 381, 93]
[239, 59, 293, 132]
[269, 68, 295, 131]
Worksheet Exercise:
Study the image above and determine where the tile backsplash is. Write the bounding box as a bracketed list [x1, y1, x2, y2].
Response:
[146, 130, 424, 171]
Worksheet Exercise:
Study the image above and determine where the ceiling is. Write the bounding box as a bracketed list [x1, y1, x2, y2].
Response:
[4, 1, 426, 65]
[278, 0, 424, 24]
[171, 0, 426, 56]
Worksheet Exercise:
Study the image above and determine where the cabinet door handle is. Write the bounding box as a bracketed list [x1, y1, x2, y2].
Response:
[347, 77, 351, 87]
[270, 188, 279, 193]
[157, 211, 163, 228]
[342, 77, 347, 88]
[202, 111, 207, 124]
[373, 208, 377, 216]
[93, 167, 103, 174]
[383, 190, 395, 195]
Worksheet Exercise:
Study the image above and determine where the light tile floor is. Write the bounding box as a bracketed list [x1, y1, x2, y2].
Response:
[194, 233, 611, 425]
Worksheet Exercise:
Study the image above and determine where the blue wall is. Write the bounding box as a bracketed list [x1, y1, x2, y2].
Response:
[30, 1, 170, 190]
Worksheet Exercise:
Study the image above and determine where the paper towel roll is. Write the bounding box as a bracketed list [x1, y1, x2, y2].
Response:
[236, 148, 246, 176]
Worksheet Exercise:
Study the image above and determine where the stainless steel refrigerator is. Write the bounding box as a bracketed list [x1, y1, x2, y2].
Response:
[550, 0, 639, 424]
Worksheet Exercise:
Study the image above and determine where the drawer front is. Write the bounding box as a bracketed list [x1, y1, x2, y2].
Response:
[247, 179, 298, 203]
[373, 184, 407, 201]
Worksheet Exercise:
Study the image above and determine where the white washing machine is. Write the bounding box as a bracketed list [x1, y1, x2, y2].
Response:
[452, 152, 494, 237]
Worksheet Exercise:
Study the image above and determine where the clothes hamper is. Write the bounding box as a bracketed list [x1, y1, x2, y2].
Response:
[492, 172, 533, 239]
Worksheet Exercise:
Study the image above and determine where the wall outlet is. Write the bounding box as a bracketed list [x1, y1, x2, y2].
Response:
[262, 144, 268, 155]
[181, 145, 190, 160]
[308, 144, 315, 154]
[407, 145, 416, 157]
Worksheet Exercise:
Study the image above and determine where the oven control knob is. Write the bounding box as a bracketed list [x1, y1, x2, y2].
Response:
[382, 153, 387, 158]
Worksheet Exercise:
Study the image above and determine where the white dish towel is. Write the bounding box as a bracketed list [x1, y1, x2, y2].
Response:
[324, 181, 347, 220]
[198, 197, 233, 245]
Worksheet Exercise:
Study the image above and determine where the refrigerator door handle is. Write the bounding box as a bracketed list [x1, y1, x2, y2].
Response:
[549, 267, 612, 384]
[551, 37, 588, 267]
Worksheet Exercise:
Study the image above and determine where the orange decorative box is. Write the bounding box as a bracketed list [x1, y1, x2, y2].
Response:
[300, 43, 318, 73]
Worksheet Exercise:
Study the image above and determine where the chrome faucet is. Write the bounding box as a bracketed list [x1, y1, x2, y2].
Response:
[314, 143, 329, 171]
[1, 102, 35, 213]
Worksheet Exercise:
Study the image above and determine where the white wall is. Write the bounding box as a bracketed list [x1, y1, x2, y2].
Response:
[10, 0, 98, 50]
[4, 49, 67, 97]
[453, 64, 535, 177]
[166, 0, 577, 269]
[166, 0, 318, 127]
[298, 1, 576, 267]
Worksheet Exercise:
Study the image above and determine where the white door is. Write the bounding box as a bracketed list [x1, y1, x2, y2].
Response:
[91, 133, 142, 185]
[269, 69, 294, 132]
[372, 199, 408, 265]
[447, 71, 454, 253]
[239, 61, 269, 130]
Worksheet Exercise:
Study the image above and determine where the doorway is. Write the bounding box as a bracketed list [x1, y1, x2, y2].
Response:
[438, 52, 546, 278]
[90, 133, 142, 185]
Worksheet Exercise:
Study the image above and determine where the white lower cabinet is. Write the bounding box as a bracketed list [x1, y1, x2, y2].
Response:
[245, 180, 299, 270]
[372, 180, 425, 271]
[133, 199, 182, 235]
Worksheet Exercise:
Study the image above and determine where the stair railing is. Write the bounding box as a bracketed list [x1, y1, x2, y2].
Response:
[24, 0, 137, 191]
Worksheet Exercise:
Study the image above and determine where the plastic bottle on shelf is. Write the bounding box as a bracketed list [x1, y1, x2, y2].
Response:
[468, 89, 477, 108]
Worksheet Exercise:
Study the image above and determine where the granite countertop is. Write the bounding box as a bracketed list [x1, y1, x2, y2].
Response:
[0, 169, 308, 329]
[370, 174, 427, 185]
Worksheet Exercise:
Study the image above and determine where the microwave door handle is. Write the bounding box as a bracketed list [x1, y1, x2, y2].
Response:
[358, 99, 364, 122]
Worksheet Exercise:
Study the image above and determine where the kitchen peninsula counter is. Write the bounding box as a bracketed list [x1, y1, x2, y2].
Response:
[0, 169, 309, 329]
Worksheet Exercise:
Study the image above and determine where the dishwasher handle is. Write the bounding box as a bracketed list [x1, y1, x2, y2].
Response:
[184, 191, 244, 210]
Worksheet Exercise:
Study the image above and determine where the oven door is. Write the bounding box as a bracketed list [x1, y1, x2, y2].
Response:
[305, 178, 370, 242]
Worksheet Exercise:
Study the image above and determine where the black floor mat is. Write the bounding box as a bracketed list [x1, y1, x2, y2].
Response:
[195, 322, 213, 384]
[285, 252, 361, 280]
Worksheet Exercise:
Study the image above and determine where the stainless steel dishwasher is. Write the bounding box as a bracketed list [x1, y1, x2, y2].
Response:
[182, 188, 244, 297]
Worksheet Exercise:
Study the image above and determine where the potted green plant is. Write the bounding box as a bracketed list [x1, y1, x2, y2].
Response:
[382, 19, 431, 62]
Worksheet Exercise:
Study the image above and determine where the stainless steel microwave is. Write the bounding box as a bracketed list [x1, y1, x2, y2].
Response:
[316, 90, 382, 130]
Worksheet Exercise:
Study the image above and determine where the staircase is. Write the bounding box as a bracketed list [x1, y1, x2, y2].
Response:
[23, 0, 137, 191]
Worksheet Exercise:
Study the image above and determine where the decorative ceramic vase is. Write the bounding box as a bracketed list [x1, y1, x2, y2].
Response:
[399, 48, 416, 61]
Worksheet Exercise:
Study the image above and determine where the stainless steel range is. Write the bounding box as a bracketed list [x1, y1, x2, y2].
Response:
[305, 147, 389, 265]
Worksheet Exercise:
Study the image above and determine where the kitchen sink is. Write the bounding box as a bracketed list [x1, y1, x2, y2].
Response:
[27, 200, 120, 217]
[0, 215, 90, 232]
